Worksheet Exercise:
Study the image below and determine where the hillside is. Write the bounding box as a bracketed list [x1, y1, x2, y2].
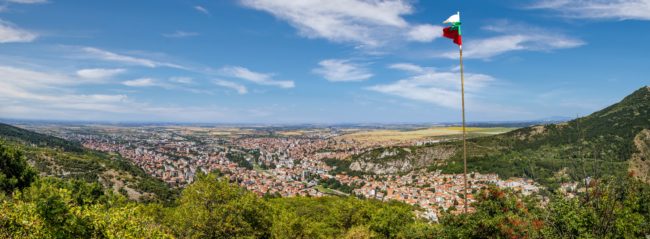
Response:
[499, 85, 649, 159]
[0, 123, 176, 202]
[345, 86, 650, 188]
[0, 123, 84, 152]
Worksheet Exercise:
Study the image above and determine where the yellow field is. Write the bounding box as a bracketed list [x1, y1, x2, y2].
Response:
[276, 129, 333, 136]
[277, 130, 310, 136]
[162, 126, 258, 136]
[336, 127, 514, 143]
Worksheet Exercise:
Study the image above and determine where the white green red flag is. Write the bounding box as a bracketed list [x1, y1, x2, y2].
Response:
[442, 12, 462, 46]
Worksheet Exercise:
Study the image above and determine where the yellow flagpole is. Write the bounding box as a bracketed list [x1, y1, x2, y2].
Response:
[459, 44, 468, 214]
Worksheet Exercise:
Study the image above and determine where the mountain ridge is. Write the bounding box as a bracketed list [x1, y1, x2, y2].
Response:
[0, 123, 84, 152]
[346, 86, 650, 187]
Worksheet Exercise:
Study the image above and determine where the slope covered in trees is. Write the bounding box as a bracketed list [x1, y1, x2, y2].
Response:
[349, 86, 650, 190]
[0, 124, 176, 203]
[0, 123, 84, 152]
[488, 85, 650, 162]
[454, 86, 650, 188]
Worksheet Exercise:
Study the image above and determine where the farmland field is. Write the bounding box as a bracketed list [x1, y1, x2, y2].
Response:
[335, 127, 516, 143]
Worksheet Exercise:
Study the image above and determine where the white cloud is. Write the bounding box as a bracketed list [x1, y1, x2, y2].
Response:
[195, 5, 210, 15]
[0, 65, 132, 114]
[438, 22, 584, 59]
[239, 0, 442, 47]
[219, 66, 295, 88]
[78, 47, 295, 92]
[0, 20, 37, 43]
[313, 59, 372, 82]
[369, 64, 494, 109]
[407, 24, 443, 42]
[0, 65, 63, 86]
[388, 63, 427, 74]
[163, 31, 199, 38]
[122, 78, 158, 87]
[123, 77, 211, 92]
[214, 79, 248, 94]
[76, 68, 125, 80]
[0, 64, 263, 122]
[529, 0, 650, 20]
[81, 47, 187, 69]
[169, 77, 194, 84]
[5, 0, 47, 3]
[0, 65, 92, 90]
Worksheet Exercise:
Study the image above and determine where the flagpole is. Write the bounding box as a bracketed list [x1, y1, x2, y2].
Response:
[459, 44, 468, 214]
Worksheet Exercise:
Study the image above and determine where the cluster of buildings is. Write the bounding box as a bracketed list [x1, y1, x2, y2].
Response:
[335, 169, 539, 220]
[53, 126, 541, 220]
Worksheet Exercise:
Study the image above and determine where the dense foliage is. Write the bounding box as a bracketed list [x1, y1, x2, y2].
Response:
[1, 177, 172, 238]
[226, 151, 254, 170]
[322, 157, 367, 177]
[164, 173, 271, 238]
[543, 177, 650, 238]
[430, 86, 650, 190]
[319, 177, 359, 194]
[0, 143, 36, 193]
[438, 177, 650, 238]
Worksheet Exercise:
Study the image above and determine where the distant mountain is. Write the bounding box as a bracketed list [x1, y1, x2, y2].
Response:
[347, 86, 650, 188]
[0, 123, 176, 202]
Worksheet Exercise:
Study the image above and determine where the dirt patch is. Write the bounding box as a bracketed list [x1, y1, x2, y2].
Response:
[515, 125, 546, 140]
[100, 169, 151, 201]
[629, 129, 650, 183]
[530, 126, 546, 136]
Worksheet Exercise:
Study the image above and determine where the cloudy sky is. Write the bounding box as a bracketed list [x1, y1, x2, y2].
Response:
[0, 0, 648, 123]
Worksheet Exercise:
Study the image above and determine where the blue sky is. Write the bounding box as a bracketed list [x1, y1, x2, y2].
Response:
[0, 0, 648, 123]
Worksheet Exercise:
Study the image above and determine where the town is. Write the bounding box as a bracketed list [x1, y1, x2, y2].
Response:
[35, 125, 541, 220]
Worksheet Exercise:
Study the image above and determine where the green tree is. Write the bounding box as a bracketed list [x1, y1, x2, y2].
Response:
[166, 172, 272, 238]
[342, 225, 375, 239]
[87, 203, 174, 239]
[0, 143, 36, 194]
[397, 221, 442, 239]
[368, 201, 415, 238]
[542, 177, 650, 238]
[439, 186, 545, 239]
[1, 177, 172, 238]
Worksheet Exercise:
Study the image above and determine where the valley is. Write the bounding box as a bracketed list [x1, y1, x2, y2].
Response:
[8, 123, 531, 218]
[1, 86, 648, 238]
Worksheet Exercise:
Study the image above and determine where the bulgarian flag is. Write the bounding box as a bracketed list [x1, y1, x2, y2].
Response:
[442, 12, 462, 46]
